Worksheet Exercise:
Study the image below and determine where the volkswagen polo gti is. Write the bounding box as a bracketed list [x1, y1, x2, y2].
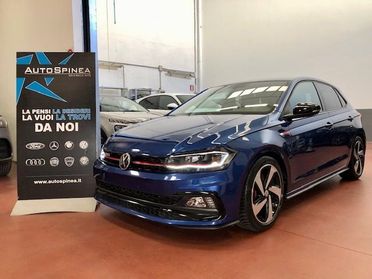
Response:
[94, 78, 365, 232]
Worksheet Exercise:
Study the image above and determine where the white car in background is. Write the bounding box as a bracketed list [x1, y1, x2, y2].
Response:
[100, 96, 160, 145]
[136, 93, 195, 115]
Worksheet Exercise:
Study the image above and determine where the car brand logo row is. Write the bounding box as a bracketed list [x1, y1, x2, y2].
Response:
[26, 140, 88, 151]
[26, 156, 89, 167]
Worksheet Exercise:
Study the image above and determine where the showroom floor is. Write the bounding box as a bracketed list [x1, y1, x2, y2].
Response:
[0, 145, 371, 278]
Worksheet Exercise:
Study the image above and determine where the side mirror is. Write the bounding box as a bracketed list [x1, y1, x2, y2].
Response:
[167, 103, 178, 110]
[283, 103, 321, 121]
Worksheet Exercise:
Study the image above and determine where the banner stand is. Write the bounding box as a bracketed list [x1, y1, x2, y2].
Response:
[14, 52, 97, 215]
[11, 198, 97, 216]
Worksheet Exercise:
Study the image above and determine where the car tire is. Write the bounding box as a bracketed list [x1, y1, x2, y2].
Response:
[0, 160, 12, 176]
[238, 156, 284, 232]
[340, 136, 365, 180]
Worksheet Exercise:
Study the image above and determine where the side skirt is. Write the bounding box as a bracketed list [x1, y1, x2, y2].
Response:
[286, 168, 349, 199]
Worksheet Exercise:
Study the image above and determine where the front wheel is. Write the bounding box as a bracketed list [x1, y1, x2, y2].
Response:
[0, 160, 12, 176]
[340, 136, 365, 180]
[238, 156, 284, 232]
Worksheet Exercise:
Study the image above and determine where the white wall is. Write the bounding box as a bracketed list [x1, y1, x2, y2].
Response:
[201, 0, 372, 109]
[97, 0, 196, 93]
[0, 0, 77, 159]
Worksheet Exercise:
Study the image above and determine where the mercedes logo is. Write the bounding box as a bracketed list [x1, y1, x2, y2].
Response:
[119, 153, 131, 170]
[49, 141, 59, 151]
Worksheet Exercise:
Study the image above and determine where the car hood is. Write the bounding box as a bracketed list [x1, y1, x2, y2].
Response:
[108, 114, 268, 155]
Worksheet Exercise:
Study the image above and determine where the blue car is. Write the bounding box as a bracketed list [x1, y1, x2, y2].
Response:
[94, 78, 366, 232]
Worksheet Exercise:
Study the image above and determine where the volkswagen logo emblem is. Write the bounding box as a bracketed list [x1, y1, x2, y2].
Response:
[119, 153, 131, 170]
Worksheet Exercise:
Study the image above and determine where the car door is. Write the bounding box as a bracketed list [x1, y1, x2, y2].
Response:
[314, 82, 351, 172]
[281, 81, 333, 192]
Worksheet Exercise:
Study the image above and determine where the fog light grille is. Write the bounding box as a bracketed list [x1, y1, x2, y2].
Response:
[185, 196, 216, 209]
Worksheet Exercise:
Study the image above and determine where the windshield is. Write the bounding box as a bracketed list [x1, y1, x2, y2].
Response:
[170, 81, 289, 115]
[100, 96, 148, 113]
[176, 94, 194, 103]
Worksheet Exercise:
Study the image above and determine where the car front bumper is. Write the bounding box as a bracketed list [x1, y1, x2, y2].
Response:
[93, 159, 244, 228]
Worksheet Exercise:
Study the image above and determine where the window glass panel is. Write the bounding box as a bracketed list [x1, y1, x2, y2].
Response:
[284, 82, 322, 115]
[159, 96, 177, 110]
[334, 88, 347, 107]
[139, 96, 159, 109]
[170, 81, 289, 115]
[315, 82, 342, 111]
[176, 95, 193, 103]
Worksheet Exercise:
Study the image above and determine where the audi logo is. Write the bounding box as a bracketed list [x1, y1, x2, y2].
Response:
[25, 158, 46, 166]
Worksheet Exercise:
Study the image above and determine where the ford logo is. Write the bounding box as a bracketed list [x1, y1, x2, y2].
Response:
[26, 142, 45, 150]
[25, 158, 45, 166]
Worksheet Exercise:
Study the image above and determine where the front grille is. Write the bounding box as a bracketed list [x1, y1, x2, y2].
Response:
[0, 139, 11, 159]
[102, 152, 167, 172]
[96, 180, 181, 205]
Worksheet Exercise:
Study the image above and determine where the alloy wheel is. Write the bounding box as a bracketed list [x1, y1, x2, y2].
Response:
[251, 164, 283, 225]
[353, 140, 364, 176]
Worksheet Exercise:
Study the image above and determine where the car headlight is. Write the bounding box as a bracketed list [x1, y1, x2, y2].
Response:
[99, 148, 106, 161]
[0, 118, 8, 128]
[164, 149, 235, 172]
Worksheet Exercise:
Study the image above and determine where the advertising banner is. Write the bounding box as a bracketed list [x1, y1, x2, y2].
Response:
[13, 52, 96, 214]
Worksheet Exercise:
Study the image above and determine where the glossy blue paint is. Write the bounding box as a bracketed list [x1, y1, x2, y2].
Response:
[94, 78, 365, 228]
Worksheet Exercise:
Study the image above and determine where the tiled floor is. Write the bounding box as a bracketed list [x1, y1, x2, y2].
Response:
[1, 145, 372, 278]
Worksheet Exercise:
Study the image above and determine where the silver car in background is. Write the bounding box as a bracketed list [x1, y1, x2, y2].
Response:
[100, 96, 160, 145]
[0, 116, 12, 176]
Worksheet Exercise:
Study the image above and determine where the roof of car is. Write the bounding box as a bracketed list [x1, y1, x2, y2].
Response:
[208, 77, 335, 88]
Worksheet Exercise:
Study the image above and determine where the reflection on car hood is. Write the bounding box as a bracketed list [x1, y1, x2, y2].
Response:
[114, 114, 268, 153]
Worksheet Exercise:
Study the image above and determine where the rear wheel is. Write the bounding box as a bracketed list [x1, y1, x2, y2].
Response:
[0, 160, 12, 176]
[340, 136, 365, 180]
[238, 156, 284, 232]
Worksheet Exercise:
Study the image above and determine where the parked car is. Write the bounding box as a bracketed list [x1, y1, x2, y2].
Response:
[100, 96, 160, 145]
[0, 116, 12, 176]
[136, 93, 195, 115]
[95, 78, 365, 232]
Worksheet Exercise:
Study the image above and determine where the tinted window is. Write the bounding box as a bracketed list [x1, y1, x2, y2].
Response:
[139, 96, 159, 109]
[176, 95, 194, 103]
[159, 96, 177, 110]
[171, 81, 289, 115]
[284, 82, 322, 115]
[315, 82, 342, 111]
